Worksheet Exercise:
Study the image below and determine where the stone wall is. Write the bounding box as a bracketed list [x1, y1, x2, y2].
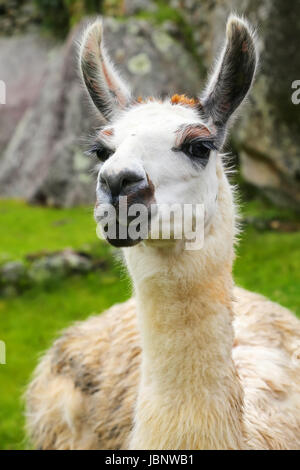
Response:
[0, 16, 202, 206]
[178, 0, 300, 209]
[0, 0, 299, 209]
[0, 0, 40, 36]
[0, 248, 108, 297]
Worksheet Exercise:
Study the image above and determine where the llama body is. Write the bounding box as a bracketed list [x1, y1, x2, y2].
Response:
[25, 16, 300, 449]
[26, 288, 300, 449]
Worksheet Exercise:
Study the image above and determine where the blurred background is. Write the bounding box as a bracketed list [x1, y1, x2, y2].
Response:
[0, 0, 299, 450]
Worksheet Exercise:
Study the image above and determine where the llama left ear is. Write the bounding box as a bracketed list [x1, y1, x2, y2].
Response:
[200, 15, 258, 137]
[79, 19, 131, 121]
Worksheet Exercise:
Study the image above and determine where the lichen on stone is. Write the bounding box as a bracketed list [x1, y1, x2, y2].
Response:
[127, 53, 152, 75]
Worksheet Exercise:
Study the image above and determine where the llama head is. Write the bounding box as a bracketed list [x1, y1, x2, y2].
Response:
[80, 15, 257, 249]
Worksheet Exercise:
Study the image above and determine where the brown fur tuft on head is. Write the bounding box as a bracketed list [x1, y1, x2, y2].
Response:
[170, 94, 200, 107]
[135, 94, 200, 107]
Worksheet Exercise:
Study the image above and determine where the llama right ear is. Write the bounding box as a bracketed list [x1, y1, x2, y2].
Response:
[200, 15, 258, 137]
[79, 19, 131, 121]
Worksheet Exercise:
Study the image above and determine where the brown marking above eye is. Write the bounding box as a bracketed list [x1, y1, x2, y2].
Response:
[97, 127, 114, 147]
[101, 127, 114, 137]
[91, 127, 114, 156]
[175, 124, 213, 147]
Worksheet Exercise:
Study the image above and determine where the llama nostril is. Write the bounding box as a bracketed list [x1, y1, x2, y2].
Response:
[120, 176, 143, 192]
[121, 178, 130, 190]
[100, 170, 146, 198]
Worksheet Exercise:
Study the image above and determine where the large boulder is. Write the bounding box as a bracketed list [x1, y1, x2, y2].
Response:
[1, 3, 299, 209]
[0, 17, 202, 207]
[234, 0, 300, 209]
[0, 33, 53, 156]
[184, 0, 300, 209]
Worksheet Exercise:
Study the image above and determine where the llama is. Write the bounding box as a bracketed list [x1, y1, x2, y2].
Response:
[25, 16, 300, 450]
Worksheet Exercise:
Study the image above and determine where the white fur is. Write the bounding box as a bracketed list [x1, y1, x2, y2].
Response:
[95, 102, 219, 238]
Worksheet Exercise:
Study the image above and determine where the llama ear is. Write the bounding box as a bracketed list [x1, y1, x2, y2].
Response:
[201, 15, 257, 134]
[79, 19, 131, 121]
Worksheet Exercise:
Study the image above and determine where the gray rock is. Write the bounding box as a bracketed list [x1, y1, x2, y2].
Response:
[195, 0, 300, 209]
[123, 0, 158, 15]
[62, 251, 92, 273]
[235, 0, 300, 209]
[167, 0, 300, 209]
[103, 17, 201, 99]
[29, 255, 67, 282]
[28, 250, 93, 283]
[0, 16, 202, 206]
[0, 22, 98, 207]
[0, 261, 26, 284]
[0, 34, 54, 157]
[28, 259, 57, 284]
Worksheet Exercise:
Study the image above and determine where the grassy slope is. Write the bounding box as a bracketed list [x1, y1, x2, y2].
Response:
[0, 272, 130, 450]
[0, 200, 131, 449]
[0, 199, 299, 449]
[0, 200, 96, 260]
[234, 199, 300, 315]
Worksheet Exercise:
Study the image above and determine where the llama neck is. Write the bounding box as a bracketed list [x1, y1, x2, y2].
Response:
[125, 205, 245, 449]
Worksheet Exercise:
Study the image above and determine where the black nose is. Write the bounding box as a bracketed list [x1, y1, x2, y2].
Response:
[100, 169, 145, 198]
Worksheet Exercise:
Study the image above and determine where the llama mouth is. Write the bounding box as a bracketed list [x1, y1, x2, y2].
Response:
[96, 199, 153, 247]
[104, 219, 144, 247]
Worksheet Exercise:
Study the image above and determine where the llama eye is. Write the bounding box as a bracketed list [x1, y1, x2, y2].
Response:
[87, 144, 113, 162]
[95, 147, 112, 162]
[185, 141, 215, 161]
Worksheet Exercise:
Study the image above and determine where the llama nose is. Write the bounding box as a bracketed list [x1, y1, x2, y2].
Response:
[100, 169, 145, 198]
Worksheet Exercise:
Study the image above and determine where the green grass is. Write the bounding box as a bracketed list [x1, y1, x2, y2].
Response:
[234, 198, 300, 314]
[0, 200, 97, 261]
[239, 197, 299, 221]
[235, 227, 300, 315]
[0, 198, 299, 449]
[0, 199, 131, 449]
[0, 271, 131, 450]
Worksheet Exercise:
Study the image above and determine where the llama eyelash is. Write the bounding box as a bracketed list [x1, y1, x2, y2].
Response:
[173, 137, 217, 150]
[182, 136, 217, 150]
[86, 142, 114, 162]
[85, 143, 99, 157]
[172, 137, 217, 167]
